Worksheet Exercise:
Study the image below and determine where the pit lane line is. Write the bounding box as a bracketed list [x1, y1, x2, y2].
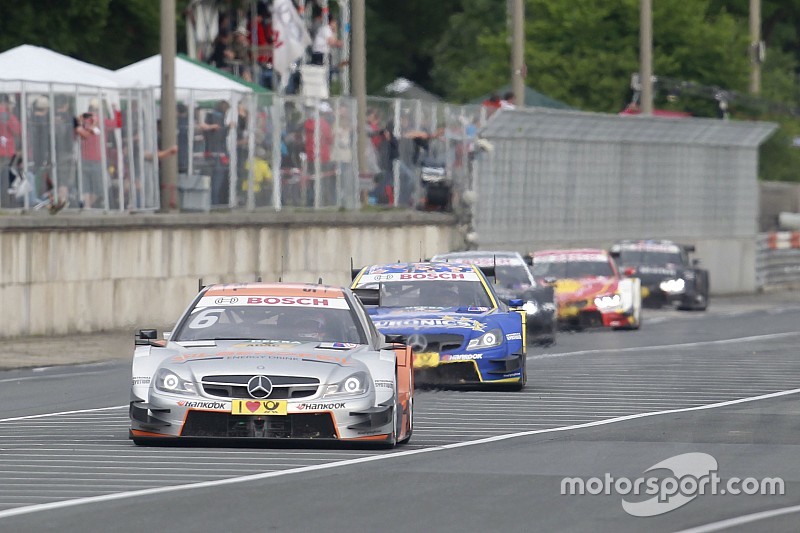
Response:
[528, 331, 800, 361]
[674, 504, 800, 533]
[1, 387, 799, 521]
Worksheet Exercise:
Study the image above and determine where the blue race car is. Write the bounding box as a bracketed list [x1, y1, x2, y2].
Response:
[351, 262, 527, 390]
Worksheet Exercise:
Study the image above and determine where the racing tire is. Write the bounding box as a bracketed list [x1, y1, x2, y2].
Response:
[508, 352, 527, 391]
[398, 397, 413, 445]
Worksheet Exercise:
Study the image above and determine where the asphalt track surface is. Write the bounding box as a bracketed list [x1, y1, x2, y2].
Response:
[0, 296, 799, 532]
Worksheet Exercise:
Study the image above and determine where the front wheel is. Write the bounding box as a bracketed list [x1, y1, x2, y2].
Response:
[398, 397, 413, 444]
[508, 352, 527, 391]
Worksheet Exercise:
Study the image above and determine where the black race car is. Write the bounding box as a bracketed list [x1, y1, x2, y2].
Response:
[609, 240, 709, 310]
[431, 250, 557, 345]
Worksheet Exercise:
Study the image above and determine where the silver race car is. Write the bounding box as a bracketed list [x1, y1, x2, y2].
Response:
[129, 282, 414, 446]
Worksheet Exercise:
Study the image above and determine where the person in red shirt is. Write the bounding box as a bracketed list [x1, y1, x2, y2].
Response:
[74, 105, 116, 208]
[0, 94, 22, 207]
[303, 102, 335, 205]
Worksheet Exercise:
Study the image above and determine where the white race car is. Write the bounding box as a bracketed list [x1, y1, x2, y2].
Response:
[129, 282, 413, 446]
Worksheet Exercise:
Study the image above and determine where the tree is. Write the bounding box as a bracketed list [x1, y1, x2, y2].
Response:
[0, 0, 190, 70]
[0, 0, 111, 58]
[364, 0, 460, 95]
[432, 0, 749, 112]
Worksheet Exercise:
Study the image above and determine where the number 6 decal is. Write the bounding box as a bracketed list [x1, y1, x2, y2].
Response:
[189, 308, 224, 329]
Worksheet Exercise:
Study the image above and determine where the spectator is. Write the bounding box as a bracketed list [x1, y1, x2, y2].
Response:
[208, 29, 234, 72]
[203, 100, 232, 205]
[29, 96, 51, 176]
[311, 16, 342, 85]
[235, 101, 249, 188]
[311, 17, 343, 67]
[53, 95, 78, 207]
[304, 101, 335, 205]
[482, 93, 502, 118]
[367, 108, 384, 151]
[0, 94, 21, 207]
[500, 91, 516, 109]
[249, 4, 275, 89]
[242, 145, 273, 206]
[331, 104, 354, 207]
[75, 104, 115, 208]
[231, 27, 253, 81]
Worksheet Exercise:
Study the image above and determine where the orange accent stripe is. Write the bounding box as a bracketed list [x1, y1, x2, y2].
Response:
[346, 434, 391, 441]
[131, 429, 174, 438]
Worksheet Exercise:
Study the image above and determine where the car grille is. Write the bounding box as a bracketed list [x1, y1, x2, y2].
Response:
[395, 333, 464, 352]
[415, 362, 481, 386]
[181, 411, 337, 439]
[201, 375, 320, 399]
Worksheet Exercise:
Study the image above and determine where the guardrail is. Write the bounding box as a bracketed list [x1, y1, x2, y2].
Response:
[756, 232, 800, 289]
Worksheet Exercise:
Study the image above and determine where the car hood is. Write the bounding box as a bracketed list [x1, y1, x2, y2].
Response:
[159, 340, 367, 382]
[553, 277, 619, 303]
[368, 307, 491, 334]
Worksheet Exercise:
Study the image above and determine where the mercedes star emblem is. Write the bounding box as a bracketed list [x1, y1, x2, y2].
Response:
[246, 375, 273, 399]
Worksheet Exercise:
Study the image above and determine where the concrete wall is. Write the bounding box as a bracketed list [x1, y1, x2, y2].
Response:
[0, 212, 456, 338]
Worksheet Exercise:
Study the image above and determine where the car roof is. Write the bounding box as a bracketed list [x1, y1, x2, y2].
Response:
[204, 282, 347, 298]
[360, 262, 478, 275]
[611, 240, 682, 252]
[533, 248, 608, 257]
[432, 250, 521, 259]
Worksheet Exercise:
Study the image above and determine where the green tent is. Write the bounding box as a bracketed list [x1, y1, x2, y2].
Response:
[473, 85, 573, 110]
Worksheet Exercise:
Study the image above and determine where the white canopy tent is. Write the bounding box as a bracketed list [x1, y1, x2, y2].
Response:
[0, 45, 149, 212]
[117, 55, 260, 211]
[0, 44, 120, 93]
[115, 54, 254, 100]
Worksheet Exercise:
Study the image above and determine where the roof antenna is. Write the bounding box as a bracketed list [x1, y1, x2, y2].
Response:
[198, 278, 204, 292]
[279, 255, 284, 283]
[419, 241, 423, 262]
[493, 254, 497, 284]
[318, 277, 323, 284]
[256, 276, 262, 282]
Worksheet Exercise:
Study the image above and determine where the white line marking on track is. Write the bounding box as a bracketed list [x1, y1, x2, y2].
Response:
[1, 387, 798, 521]
[674, 503, 800, 533]
[0, 406, 125, 423]
[529, 331, 800, 360]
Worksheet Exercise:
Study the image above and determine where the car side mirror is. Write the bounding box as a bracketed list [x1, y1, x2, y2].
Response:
[609, 250, 621, 259]
[543, 276, 557, 285]
[623, 267, 636, 277]
[524, 255, 533, 266]
[692, 258, 701, 267]
[135, 328, 158, 345]
[384, 333, 405, 344]
[509, 298, 524, 308]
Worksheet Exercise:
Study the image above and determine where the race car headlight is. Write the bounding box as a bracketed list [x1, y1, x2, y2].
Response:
[154, 368, 196, 395]
[522, 300, 539, 315]
[324, 372, 369, 397]
[594, 294, 622, 309]
[467, 328, 503, 351]
[659, 278, 686, 293]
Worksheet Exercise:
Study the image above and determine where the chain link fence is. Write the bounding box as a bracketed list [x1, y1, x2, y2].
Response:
[0, 84, 488, 214]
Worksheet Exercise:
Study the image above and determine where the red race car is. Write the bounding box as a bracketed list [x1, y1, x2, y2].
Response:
[530, 249, 642, 330]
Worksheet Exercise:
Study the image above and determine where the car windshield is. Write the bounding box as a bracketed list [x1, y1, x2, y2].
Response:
[534, 260, 614, 278]
[493, 264, 534, 289]
[373, 280, 494, 308]
[434, 255, 533, 289]
[172, 302, 365, 344]
[619, 250, 685, 266]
